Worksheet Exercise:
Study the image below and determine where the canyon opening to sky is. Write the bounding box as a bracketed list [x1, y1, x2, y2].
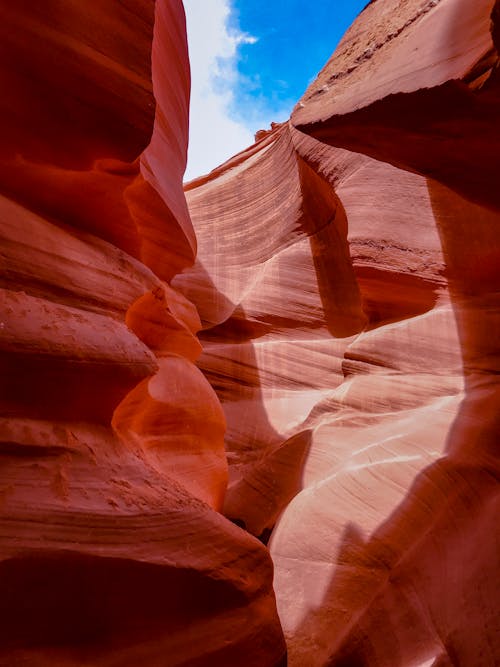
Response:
[0, 1, 499, 666]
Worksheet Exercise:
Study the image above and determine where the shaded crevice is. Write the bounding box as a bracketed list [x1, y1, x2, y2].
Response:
[296, 153, 366, 338]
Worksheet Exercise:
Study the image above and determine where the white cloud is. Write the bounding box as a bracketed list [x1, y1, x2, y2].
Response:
[183, 0, 264, 182]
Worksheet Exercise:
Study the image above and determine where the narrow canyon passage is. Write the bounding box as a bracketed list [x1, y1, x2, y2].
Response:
[0, 1, 498, 666]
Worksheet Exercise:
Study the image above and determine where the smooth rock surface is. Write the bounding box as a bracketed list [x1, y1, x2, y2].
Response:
[0, 2, 285, 665]
[178, 0, 500, 665]
[1, 0, 499, 665]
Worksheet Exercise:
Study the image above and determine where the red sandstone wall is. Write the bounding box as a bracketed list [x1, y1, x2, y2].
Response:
[176, 0, 500, 664]
[1, 0, 499, 665]
[0, 2, 285, 665]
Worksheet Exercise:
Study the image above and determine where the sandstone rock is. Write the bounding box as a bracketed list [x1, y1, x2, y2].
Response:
[0, 2, 285, 665]
[2, 0, 499, 665]
[177, 0, 500, 665]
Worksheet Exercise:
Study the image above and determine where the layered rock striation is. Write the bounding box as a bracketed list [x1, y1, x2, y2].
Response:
[1, 0, 499, 666]
[0, 2, 285, 665]
[177, 0, 500, 665]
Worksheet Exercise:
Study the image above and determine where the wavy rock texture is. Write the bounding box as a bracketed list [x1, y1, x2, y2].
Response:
[0, 2, 285, 665]
[176, 0, 500, 665]
[2, 0, 499, 665]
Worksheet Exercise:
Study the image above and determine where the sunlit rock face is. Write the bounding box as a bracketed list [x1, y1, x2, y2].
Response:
[177, 0, 500, 665]
[0, 2, 285, 665]
[2, 0, 499, 665]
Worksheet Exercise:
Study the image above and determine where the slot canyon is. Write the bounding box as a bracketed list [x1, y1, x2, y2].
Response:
[0, 0, 499, 665]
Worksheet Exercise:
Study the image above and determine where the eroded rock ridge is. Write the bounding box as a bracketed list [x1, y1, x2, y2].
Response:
[1, 1, 499, 666]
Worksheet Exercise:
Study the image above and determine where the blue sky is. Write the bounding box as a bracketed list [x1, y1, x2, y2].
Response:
[229, 0, 370, 124]
[183, 0, 369, 180]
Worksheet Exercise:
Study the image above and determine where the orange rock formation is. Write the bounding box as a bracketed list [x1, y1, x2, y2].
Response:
[1, 0, 499, 666]
[0, 2, 284, 665]
[178, 0, 500, 664]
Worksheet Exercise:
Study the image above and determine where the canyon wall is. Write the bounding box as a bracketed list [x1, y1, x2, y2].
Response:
[0, 0, 499, 666]
[176, 0, 500, 664]
[0, 2, 285, 665]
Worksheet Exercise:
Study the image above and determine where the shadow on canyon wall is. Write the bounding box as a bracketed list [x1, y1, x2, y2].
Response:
[287, 5, 500, 661]
[191, 261, 313, 544]
[283, 176, 499, 666]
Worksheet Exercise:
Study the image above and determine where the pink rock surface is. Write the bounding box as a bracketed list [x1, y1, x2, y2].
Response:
[0, 1, 285, 665]
[178, 0, 500, 664]
[1, 0, 499, 665]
